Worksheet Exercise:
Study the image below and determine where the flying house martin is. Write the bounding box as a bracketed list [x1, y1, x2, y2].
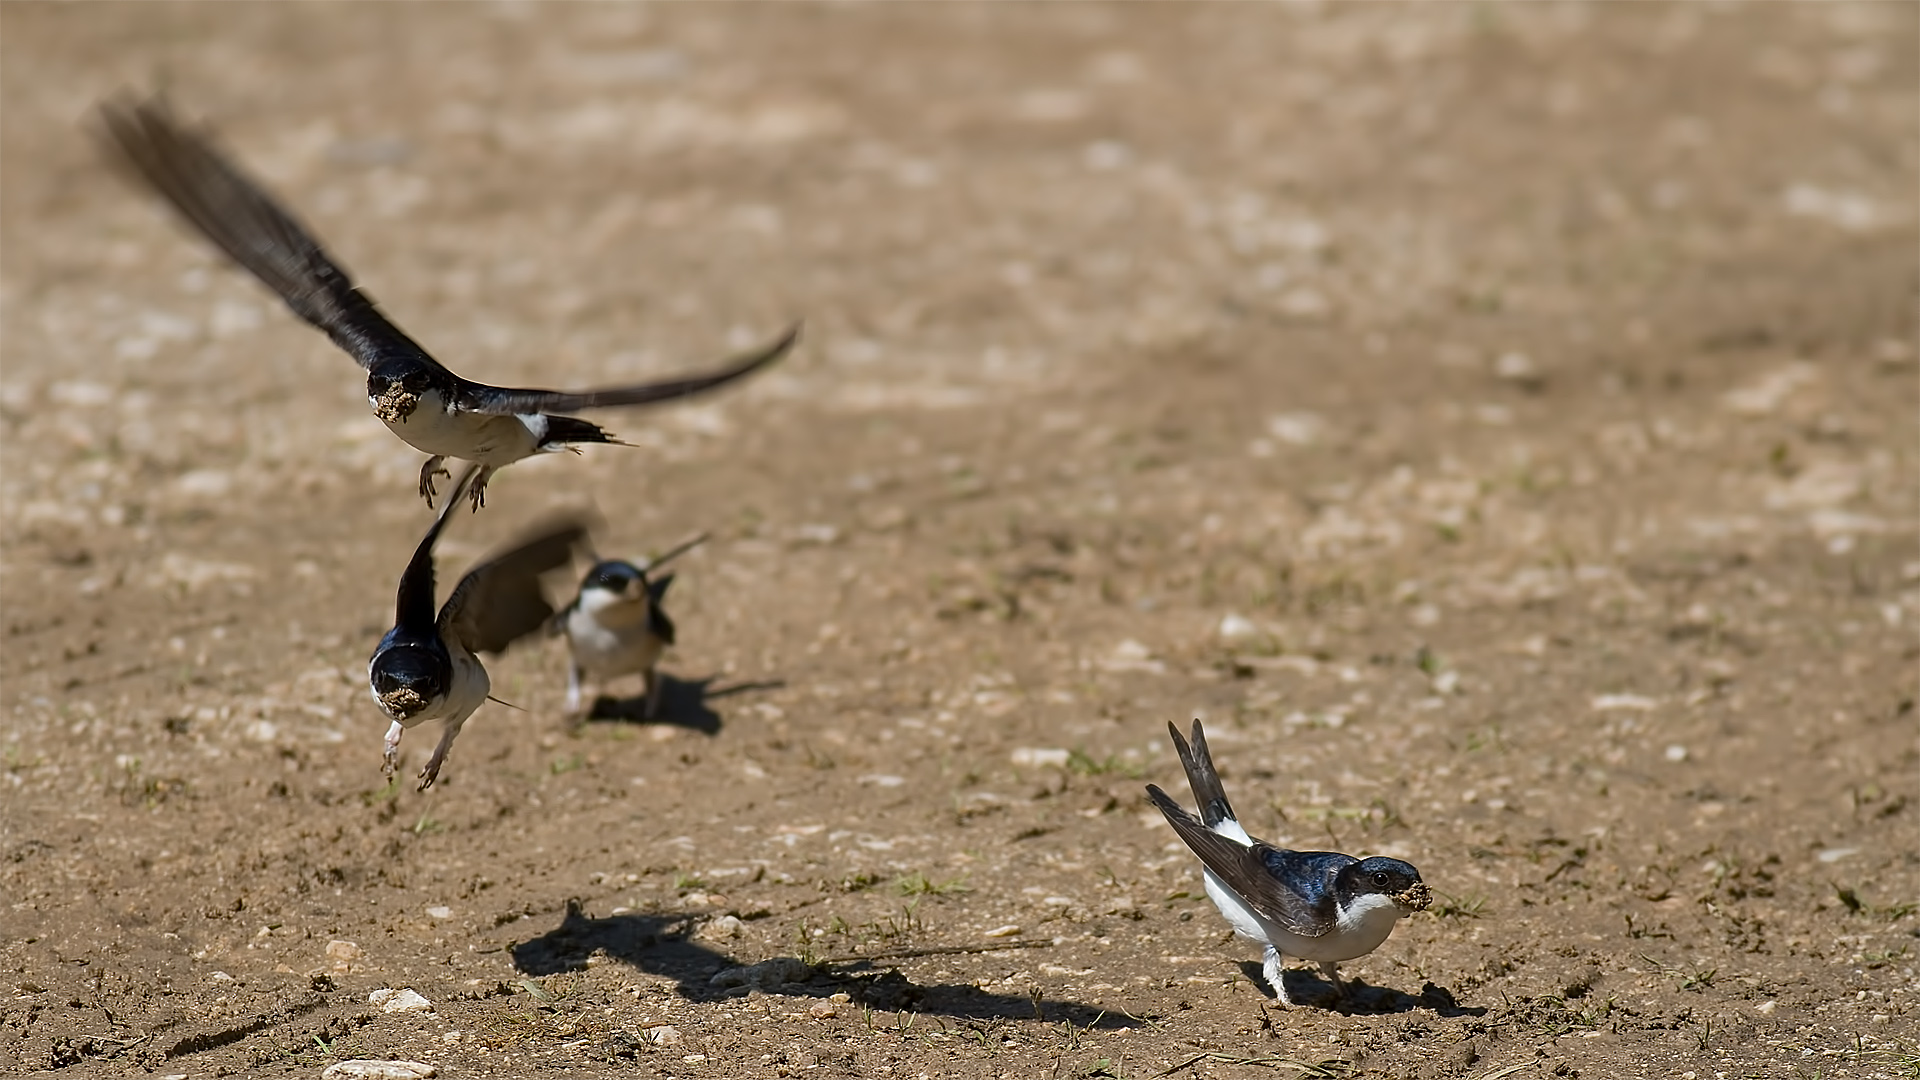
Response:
[1146, 719, 1432, 1005]
[553, 531, 707, 719]
[100, 96, 799, 510]
[370, 464, 589, 789]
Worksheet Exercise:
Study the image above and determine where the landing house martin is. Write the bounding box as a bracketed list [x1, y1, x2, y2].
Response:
[1147, 720, 1432, 1005]
[554, 532, 707, 719]
[370, 465, 588, 789]
[100, 96, 799, 509]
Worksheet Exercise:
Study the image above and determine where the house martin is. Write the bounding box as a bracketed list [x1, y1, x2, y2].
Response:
[554, 531, 707, 719]
[1146, 719, 1432, 1005]
[99, 96, 799, 510]
[371, 464, 589, 789]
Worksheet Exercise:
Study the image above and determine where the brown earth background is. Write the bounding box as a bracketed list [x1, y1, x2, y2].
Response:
[2, 3, 1917, 1079]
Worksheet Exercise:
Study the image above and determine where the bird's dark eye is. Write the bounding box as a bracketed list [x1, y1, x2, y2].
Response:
[1372, 871, 1390, 888]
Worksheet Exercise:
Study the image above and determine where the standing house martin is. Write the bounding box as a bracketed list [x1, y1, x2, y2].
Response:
[99, 97, 800, 510]
[1146, 720, 1432, 1005]
[554, 532, 707, 719]
[371, 465, 589, 789]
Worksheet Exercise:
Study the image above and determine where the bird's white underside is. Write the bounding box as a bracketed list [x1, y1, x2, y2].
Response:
[373, 388, 548, 465]
[565, 588, 665, 680]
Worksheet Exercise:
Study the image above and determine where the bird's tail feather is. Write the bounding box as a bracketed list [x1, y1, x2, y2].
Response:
[540, 414, 620, 448]
[1145, 783, 1204, 832]
[1167, 719, 1239, 830]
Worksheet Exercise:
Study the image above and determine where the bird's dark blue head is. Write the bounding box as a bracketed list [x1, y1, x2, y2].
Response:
[369, 640, 450, 720]
[582, 560, 646, 597]
[1336, 856, 1431, 911]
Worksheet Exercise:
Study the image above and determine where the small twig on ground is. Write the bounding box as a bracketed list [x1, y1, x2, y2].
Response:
[822, 939, 1053, 965]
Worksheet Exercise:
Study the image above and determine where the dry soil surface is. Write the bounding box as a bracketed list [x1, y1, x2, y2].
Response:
[2, 4, 1917, 1079]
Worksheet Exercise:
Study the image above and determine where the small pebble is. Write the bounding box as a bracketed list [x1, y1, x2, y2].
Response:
[808, 1000, 838, 1019]
[698, 915, 745, 940]
[1493, 351, 1539, 383]
[368, 988, 433, 1014]
[984, 924, 1023, 938]
[1218, 613, 1259, 641]
[325, 940, 364, 973]
[321, 1062, 436, 1080]
[1591, 694, 1658, 712]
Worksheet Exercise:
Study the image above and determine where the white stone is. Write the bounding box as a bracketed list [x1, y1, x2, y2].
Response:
[321, 1062, 436, 1080]
[1266, 411, 1326, 446]
[697, 915, 745, 940]
[1493, 351, 1538, 381]
[324, 940, 363, 972]
[1590, 694, 1658, 712]
[1721, 362, 1819, 417]
[368, 988, 433, 1014]
[1098, 639, 1166, 674]
[1010, 747, 1070, 769]
[1217, 613, 1260, 641]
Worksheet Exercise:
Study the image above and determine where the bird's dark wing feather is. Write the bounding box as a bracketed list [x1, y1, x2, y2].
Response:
[451, 323, 800, 416]
[441, 517, 592, 655]
[98, 95, 448, 378]
[394, 466, 480, 633]
[1145, 784, 1349, 938]
[646, 573, 677, 646]
[1167, 720, 1238, 829]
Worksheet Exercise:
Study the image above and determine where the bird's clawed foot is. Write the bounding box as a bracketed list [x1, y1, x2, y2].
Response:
[417, 457, 451, 506]
[466, 467, 494, 513]
[382, 721, 404, 781]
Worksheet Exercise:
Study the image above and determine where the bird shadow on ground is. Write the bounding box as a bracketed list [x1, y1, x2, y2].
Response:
[1235, 960, 1486, 1017]
[511, 900, 1146, 1029]
[582, 674, 785, 736]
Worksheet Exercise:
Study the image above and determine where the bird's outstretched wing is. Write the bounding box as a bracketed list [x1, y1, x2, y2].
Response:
[1145, 784, 1349, 938]
[451, 322, 800, 416]
[98, 95, 448, 378]
[394, 466, 481, 633]
[441, 517, 594, 655]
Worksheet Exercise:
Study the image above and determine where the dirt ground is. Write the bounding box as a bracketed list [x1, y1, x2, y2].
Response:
[2, 4, 1916, 1078]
